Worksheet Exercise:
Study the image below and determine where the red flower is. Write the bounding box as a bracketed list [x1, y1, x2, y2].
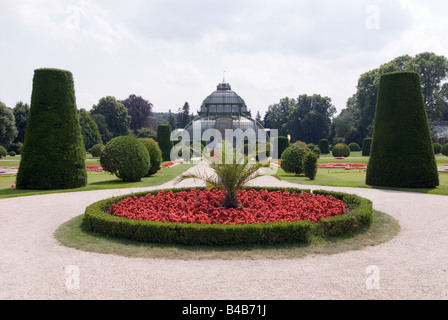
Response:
[109, 189, 346, 225]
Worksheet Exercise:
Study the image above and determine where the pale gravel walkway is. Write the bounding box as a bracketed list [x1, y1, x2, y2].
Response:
[1, 162, 448, 300]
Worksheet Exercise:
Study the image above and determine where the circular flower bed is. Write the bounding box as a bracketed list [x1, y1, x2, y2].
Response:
[83, 187, 373, 246]
[109, 189, 346, 225]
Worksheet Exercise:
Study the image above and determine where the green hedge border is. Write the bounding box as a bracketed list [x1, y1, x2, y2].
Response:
[83, 187, 373, 246]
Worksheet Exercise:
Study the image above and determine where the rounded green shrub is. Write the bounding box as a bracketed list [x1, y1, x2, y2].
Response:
[313, 146, 320, 158]
[8, 151, 16, 157]
[16, 68, 87, 190]
[280, 143, 309, 175]
[318, 139, 330, 154]
[90, 143, 105, 157]
[304, 152, 318, 180]
[138, 138, 162, 176]
[433, 143, 442, 155]
[156, 124, 173, 161]
[100, 136, 150, 182]
[0, 145, 6, 158]
[441, 143, 448, 156]
[366, 71, 439, 188]
[82, 187, 373, 246]
[275, 136, 290, 159]
[348, 142, 361, 152]
[332, 143, 350, 158]
[362, 138, 373, 157]
[7, 142, 23, 155]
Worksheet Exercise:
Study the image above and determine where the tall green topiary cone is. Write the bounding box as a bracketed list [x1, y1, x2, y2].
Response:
[366, 71, 439, 188]
[157, 124, 173, 161]
[362, 138, 373, 157]
[318, 139, 330, 154]
[16, 68, 87, 190]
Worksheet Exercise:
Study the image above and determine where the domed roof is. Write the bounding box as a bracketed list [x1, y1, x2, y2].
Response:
[183, 80, 267, 144]
[198, 81, 249, 116]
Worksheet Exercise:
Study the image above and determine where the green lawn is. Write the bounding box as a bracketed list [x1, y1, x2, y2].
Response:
[2, 152, 448, 198]
[278, 152, 448, 195]
[0, 155, 194, 199]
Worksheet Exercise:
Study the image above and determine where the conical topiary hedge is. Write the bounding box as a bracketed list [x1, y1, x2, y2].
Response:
[366, 71, 439, 188]
[156, 124, 173, 161]
[16, 68, 87, 190]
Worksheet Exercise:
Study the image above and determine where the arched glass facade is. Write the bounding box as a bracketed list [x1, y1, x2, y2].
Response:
[183, 81, 268, 144]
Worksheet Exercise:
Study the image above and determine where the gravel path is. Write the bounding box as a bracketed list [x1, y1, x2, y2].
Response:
[1, 163, 448, 300]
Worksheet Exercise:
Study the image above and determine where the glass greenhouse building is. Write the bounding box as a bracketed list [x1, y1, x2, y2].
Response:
[183, 81, 268, 146]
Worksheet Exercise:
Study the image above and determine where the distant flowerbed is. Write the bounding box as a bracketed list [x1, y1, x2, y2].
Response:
[0, 166, 19, 177]
[86, 165, 103, 172]
[162, 160, 183, 168]
[108, 188, 346, 225]
[1, 162, 175, 177]
[318, 163, 367, 171]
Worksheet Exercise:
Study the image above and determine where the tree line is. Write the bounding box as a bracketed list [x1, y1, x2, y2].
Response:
[261, 52, 448, 146]
[2, 51, 447, 154]
[0, 94, 195, 153]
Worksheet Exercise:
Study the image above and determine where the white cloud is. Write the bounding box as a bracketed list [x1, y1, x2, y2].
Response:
[2, 0, 448, 117]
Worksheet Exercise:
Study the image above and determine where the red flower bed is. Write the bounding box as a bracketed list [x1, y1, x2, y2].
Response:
[86, 165, 103, 172]
[109, 189, 346, 225]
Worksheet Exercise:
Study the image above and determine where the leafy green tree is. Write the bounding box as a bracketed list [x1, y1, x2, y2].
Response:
[346, 52, 448, 142]
[13, 101, 30, 144]
[406, 52, 448, 119]
[176, 102, 192, 129]
[264, 97, 295, 137]
[119, 94, 155, 133]
[331, 96, 363, 145]
[79, 109, 102, 150]
[91, 113, 113, 144]
[91, 96, 131, 140]
[288, 94, 336, 143]
[255, 111, 262, 124]
[167, 109, 176, 130]
[0, 101, 18, 147]
[136, 127, 157, 139]
[434, 83, 448, 121]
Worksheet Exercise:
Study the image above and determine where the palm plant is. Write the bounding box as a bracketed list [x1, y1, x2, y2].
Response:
[176, 140, 278, 209]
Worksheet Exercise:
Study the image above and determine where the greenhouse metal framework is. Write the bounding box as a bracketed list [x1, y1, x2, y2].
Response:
[184, 81, 267, 144]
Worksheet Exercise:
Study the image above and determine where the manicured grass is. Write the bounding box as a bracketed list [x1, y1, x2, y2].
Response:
[54, 209, 400, 260]
[279, 153, 448, 195]
[0, 155, 194, 199]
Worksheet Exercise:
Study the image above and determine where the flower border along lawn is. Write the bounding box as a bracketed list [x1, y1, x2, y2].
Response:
[279, 153, 448, 196]
[0, 158, 194, 199]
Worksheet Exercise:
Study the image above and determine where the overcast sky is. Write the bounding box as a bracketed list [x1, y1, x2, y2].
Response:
[1, 0, 448, 118]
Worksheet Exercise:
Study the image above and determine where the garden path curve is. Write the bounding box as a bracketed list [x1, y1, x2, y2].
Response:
[0, 162, 447, 300]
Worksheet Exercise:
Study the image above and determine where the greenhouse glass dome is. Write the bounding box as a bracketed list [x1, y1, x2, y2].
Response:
[183, 81, 268, 145]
